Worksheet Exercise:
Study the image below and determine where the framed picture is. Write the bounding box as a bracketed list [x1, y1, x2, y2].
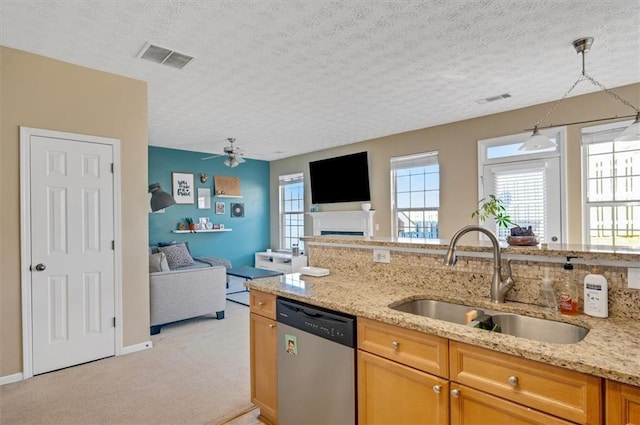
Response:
[172, 172, 194, 204]
[197, 188, 211, 209]
[215, 201, 225, 215]
[231, 203, 244, 218]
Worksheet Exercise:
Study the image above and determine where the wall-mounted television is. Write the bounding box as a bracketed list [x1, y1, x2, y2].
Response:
[309, 151, 371, 204]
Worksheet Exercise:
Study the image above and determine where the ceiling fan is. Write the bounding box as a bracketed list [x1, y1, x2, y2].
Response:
[201, 138, 246, 167]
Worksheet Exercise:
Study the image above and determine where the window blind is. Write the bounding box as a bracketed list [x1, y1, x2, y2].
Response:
[493, 168, 546, 241]
[390, 152, 438, 170]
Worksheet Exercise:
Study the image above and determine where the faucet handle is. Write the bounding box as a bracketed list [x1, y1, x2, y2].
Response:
[503, 258, 513, 278]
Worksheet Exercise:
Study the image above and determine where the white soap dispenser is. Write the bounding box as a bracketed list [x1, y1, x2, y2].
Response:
[583, 266, 608, 318]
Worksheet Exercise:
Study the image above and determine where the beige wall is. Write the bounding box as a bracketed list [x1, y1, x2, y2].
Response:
[270, 83, 640, 247]
[0, 47, 150, 377]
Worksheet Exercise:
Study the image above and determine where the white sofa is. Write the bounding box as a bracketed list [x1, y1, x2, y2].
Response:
[149, 250, 231, 335]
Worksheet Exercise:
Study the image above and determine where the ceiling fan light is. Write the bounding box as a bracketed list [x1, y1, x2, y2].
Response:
[519, 127, 557, 151]
[230, 158, 239, 168]
[614, 113, 640, 143]
[223, 157, 231, 167]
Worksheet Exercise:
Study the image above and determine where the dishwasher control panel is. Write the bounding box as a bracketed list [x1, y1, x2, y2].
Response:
[276, 297, 356, 347]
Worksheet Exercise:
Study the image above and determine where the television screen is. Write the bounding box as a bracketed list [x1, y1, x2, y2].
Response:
[309, 152, 371, 204]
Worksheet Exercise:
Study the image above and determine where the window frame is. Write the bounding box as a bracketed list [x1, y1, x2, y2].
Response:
[390, 151, 440, 240]
[477, 128, 567, 243]
[278, 172, 304, 251]
[581, 119, 638, 247]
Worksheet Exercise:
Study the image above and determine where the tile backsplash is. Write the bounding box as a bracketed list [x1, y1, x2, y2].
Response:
[307, 244, 639, 320]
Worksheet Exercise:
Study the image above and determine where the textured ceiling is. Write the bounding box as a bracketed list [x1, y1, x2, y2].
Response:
[1, 1, 639, 161]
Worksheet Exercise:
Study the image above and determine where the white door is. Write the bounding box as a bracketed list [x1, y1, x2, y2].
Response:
[482, 157, 562, 244]
[29, 134, 116, 375]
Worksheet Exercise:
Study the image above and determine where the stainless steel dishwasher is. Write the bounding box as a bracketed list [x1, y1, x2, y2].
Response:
[276, 297, 356, 425]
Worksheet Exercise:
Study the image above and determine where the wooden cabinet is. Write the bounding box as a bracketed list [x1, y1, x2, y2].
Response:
[249, 291, 277, 424]
[357, 318, 449, 425]
[449, 383, 573, 425]
[450, 341, 602, 424]
[606, 380, 640, 425]
[357, 319, 603, 425]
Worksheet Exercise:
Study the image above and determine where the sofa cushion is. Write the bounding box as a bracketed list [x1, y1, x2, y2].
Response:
[158, 243, 195, 269]
[149, 252, 170, 273]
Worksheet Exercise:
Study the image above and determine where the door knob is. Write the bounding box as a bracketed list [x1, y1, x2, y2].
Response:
[33, 263, 46, 272]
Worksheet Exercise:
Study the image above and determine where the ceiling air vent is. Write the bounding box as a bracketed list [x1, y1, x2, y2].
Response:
[476, 93, 512, 104]
[137, 42, 194, 69]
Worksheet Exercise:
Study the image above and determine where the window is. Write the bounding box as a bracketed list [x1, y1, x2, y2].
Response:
[582, 122, 640, 247]
[478, 129, 564, 243]
[391, 152, 439, 239]
[279, 172, 304, 250]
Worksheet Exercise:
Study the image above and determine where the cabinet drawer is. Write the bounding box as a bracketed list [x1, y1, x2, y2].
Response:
[357, 317, 448, 378]
[450, 341, 602, 424]
[250, 291, 277, 320]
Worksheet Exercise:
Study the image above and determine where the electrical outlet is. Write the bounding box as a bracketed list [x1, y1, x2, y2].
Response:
[373, 249, 390, 263]
[628, 268, 640, 289]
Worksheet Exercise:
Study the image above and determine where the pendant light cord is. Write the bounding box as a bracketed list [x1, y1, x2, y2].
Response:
[533, 49, 639, 129]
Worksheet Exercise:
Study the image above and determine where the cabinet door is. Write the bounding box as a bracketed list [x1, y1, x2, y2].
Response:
[250, 313, 277, 424]
[450, 383, 573, 425]
[358, 350, 449, 425]
[607, 380, 640, 425]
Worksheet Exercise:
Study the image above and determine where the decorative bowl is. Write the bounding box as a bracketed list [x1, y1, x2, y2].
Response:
[506, 235, 539, 246]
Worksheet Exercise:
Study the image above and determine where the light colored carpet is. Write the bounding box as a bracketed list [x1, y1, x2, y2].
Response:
[1, 301, 254, 425]
[226, 291, 249, 307]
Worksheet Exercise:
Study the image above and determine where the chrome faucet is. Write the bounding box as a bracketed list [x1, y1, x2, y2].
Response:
[443, 225, 515, 303]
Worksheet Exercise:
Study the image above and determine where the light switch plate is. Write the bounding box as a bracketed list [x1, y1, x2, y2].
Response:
[628, 268, 640, 290]
[373, 249, 390, 263]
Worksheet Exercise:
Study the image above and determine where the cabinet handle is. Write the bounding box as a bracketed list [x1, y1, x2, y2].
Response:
[258, 301, 265, 307]
[390, 341, 399, 350]
[268, 323, 275, 329]
[432, 385, 442, 394]
[451, 389, 460, 398]
[507, 375, 519, 386]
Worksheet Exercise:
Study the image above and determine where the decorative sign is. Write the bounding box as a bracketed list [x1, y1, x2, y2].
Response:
[214, 176, 241, 196]
[172, 172, 194, 204]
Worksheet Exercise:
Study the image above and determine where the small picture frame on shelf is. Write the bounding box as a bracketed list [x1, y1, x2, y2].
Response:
[219, 224, 225, 229]
[215, 201, 225, 215]
[213, 224, 221, 230]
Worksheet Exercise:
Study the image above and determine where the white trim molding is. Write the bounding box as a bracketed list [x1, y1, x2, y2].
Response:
[0, 373, 24, 386]
[308, 211, 375, 237]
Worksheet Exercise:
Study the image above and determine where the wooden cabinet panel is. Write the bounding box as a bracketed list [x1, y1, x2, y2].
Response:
[606, 380, 640, 425]
[358, 317, 449, 378]
[450, 341, 602, 424]
[249, 312, 277, 424]
[250, 291, 276, 320]
[450, 383, 573, 425]
[358, 350, 449, 425]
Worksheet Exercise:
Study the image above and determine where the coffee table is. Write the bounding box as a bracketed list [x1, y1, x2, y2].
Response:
[226, 266, 283, 306]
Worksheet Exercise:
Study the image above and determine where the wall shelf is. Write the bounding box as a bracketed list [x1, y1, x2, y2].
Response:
[172, 229, 232, 234]
[214, 195, 243, 198]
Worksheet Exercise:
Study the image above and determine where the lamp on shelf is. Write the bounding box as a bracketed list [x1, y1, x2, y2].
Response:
[520, 37, 640, 151]
[148, 182, 176, 212]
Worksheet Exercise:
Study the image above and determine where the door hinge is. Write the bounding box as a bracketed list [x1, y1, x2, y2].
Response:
[110, 163, 114, 173]
[112, 240, 115, 250]
[113, 317, 116, 327]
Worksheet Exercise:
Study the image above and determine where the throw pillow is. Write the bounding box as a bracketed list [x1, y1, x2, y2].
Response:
[157, 241, 191, 254]
[158, 243, 195, 269]
[149, 252, 170, 273]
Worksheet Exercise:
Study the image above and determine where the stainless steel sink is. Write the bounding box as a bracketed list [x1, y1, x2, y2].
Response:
[391, 299, 485, 325]
[390, 298, 589, 344]
[491, 314, 588, 344]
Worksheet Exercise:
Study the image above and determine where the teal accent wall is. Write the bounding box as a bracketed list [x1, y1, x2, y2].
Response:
[149, 146, 270, 267]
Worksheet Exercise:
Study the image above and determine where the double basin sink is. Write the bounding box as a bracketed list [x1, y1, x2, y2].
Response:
[391, 299, 588, 344]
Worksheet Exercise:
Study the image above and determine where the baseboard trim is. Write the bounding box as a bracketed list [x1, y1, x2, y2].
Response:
[0, 372, 24, 386]
[120, 340, 153, 355]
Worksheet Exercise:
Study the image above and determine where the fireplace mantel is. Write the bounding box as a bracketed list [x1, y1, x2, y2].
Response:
[308, 211, 375, 237]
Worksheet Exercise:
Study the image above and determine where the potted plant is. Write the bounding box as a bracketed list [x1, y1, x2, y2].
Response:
[471, 195, 538, 245]
[185, 217, 196, 231]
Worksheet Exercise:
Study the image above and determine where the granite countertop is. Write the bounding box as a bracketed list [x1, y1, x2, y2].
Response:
[246, 273, 640, 387]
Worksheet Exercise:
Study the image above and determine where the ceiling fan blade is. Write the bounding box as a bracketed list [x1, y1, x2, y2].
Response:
[201, 153, 223, 160]
[237, 156, 246, 163]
